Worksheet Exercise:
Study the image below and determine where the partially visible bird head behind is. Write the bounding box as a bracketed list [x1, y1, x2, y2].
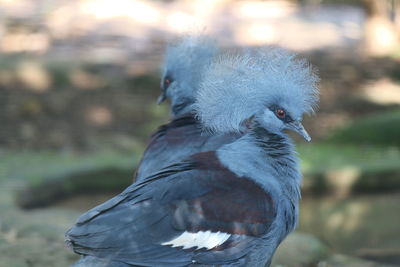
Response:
[159, 35, 218, 116]
[195, 47, 319, 141]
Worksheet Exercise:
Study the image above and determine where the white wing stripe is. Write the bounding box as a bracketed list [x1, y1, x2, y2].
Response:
[162, 230, 231, 250]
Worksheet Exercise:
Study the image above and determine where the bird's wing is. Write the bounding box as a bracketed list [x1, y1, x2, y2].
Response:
[66, 151, 276, 266]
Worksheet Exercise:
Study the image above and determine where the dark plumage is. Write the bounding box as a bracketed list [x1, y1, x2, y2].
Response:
[66, 47, 319, 266]
[68, 152, 274, 266]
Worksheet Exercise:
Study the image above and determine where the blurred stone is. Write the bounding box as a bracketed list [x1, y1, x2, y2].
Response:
[300, 193, 400, 266]
[272, 232, 330, 266]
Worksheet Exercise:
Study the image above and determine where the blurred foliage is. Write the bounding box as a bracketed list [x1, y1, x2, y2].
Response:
[319, 0, 365, 6]
[300, 143, 400, 174]
[327, 109, 400, 147]
[1, 149, 141, 208]
[389, 64, 400, 81]
[0, 56, 168, 150]
[1, 149, 141, 185]
[300, 143, 400, 194]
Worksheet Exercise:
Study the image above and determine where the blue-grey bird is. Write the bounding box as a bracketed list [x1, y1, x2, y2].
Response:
[135, 35, 240, 181]
[66, 48, 319, 267]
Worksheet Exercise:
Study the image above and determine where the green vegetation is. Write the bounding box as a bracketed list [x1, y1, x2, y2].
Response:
[299, 143, 400, 194]
[327, 109, 400, 147]
[1, 149, 141, 208]
[1, 150, 139, 184]
[299, 144, 400, 175]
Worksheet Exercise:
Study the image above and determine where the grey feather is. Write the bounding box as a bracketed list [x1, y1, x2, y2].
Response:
[161, 34, 218, 116]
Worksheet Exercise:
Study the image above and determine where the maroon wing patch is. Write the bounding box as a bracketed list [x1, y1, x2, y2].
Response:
[172, 151, 276, 237]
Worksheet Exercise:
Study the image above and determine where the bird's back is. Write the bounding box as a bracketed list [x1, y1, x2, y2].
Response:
[135, 114, 240, 182]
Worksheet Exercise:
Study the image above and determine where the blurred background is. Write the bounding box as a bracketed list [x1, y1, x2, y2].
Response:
[0, 0, 400, 266]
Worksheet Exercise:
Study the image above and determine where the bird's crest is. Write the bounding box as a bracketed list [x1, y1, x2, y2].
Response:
[162, 34, 218, 96]
[194, 47, 319, 133]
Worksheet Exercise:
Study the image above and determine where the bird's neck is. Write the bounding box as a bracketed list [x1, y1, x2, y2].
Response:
[251, 126, 297, 172]
[217, 126, 301, 202]
[170, 97, 195, 117]
[253, 125, 301, 200]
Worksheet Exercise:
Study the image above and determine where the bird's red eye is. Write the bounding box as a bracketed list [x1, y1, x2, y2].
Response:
[276, 109, 285, 118]
[164, 79, 170, 85]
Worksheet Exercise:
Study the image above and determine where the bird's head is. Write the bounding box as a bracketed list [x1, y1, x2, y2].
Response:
[159, 35, 217, 116]
[195, 48, 319, 141]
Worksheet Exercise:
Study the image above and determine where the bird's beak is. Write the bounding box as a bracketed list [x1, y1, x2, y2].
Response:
[288, 121, 311, 142]
[157, 91, 167, 105]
